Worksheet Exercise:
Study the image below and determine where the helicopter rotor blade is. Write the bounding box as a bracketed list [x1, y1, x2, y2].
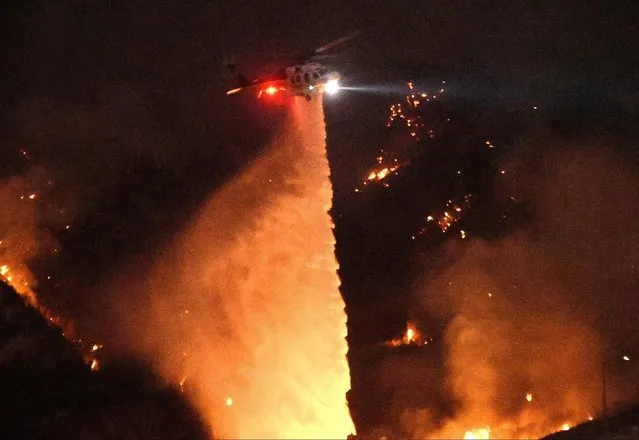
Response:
[313, 30, 362, 55]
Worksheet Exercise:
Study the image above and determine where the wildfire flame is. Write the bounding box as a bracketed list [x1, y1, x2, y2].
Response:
[387, 81, 447, 140]
[463, 427, 491, 439]
[0, 158, 99, 372]
[357, 81, 449, 192]
[368, 166, 398, 181]
[384, 321, 431, 347]
[413, 194, 473, 238]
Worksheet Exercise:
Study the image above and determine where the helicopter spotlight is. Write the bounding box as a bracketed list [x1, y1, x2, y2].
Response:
[324, 79, 340, 95]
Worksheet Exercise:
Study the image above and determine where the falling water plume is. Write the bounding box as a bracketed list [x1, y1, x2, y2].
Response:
[124, 98, 353, 438]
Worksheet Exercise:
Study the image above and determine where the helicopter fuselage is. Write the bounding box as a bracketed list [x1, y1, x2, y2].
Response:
[227, 62, 341, 100]
[282, 63, 340, 98]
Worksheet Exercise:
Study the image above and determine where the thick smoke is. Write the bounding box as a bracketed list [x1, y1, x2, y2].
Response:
[405, 145, 639, 438]
[108, 99, 353, 438]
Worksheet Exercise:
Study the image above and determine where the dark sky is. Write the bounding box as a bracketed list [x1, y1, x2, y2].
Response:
[1, 0, 639, 435]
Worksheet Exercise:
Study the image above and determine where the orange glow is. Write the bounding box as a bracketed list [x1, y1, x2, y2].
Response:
[0, 150, 122, 377]
[426, 416, 582, 440]
[124, 98, 353, 438]
[384, 321, 429, 347]
[364, 164, 402, 184]
[417, 194, 472, 237]
[463, 428, 491, 439]
[0, 260, 77, 341]
[406, 328, 414, 342]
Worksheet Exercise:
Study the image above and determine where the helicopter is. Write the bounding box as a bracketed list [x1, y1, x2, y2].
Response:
[225, 32, 359, 101]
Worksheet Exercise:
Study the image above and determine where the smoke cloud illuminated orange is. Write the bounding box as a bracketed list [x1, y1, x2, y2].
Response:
[402, 147, 639, 439]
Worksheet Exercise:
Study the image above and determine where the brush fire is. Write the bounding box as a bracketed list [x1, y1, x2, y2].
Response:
[0, 160, 102, 372]
[356, 82, 449, 192]
[384, 321, 432, 347]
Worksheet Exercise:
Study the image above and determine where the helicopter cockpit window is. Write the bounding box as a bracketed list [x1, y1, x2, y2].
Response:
[312, 72, 320, 80]
[319, 68, 328, 76]
[303, 73, 309, 83]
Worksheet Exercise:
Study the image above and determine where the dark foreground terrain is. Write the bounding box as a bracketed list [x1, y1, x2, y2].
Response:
[0, 281, 209, 440]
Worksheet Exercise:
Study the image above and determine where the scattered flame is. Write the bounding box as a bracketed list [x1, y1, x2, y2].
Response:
[525, 392, 533, 402]
[416, 194, 473, 237]
[179, 376, 188, 393]
[0, 261, 78, 345]
[463, 427, 491, 439]
[428, 416, 584, 440]
[384, 321, 432, 347]
[386, 81, 446, 139]
[0, 155, 97, 373]
[366, 165, 401, 182]
[357, 81, 449, 192]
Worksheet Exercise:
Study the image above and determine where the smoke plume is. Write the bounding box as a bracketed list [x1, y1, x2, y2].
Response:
[405, 145, 639, 438]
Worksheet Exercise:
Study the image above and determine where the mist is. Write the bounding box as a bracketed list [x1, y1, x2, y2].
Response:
[102, 99, 353, 438]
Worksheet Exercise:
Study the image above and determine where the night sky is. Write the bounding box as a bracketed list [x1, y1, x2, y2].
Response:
[2, 0, 639, 436]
